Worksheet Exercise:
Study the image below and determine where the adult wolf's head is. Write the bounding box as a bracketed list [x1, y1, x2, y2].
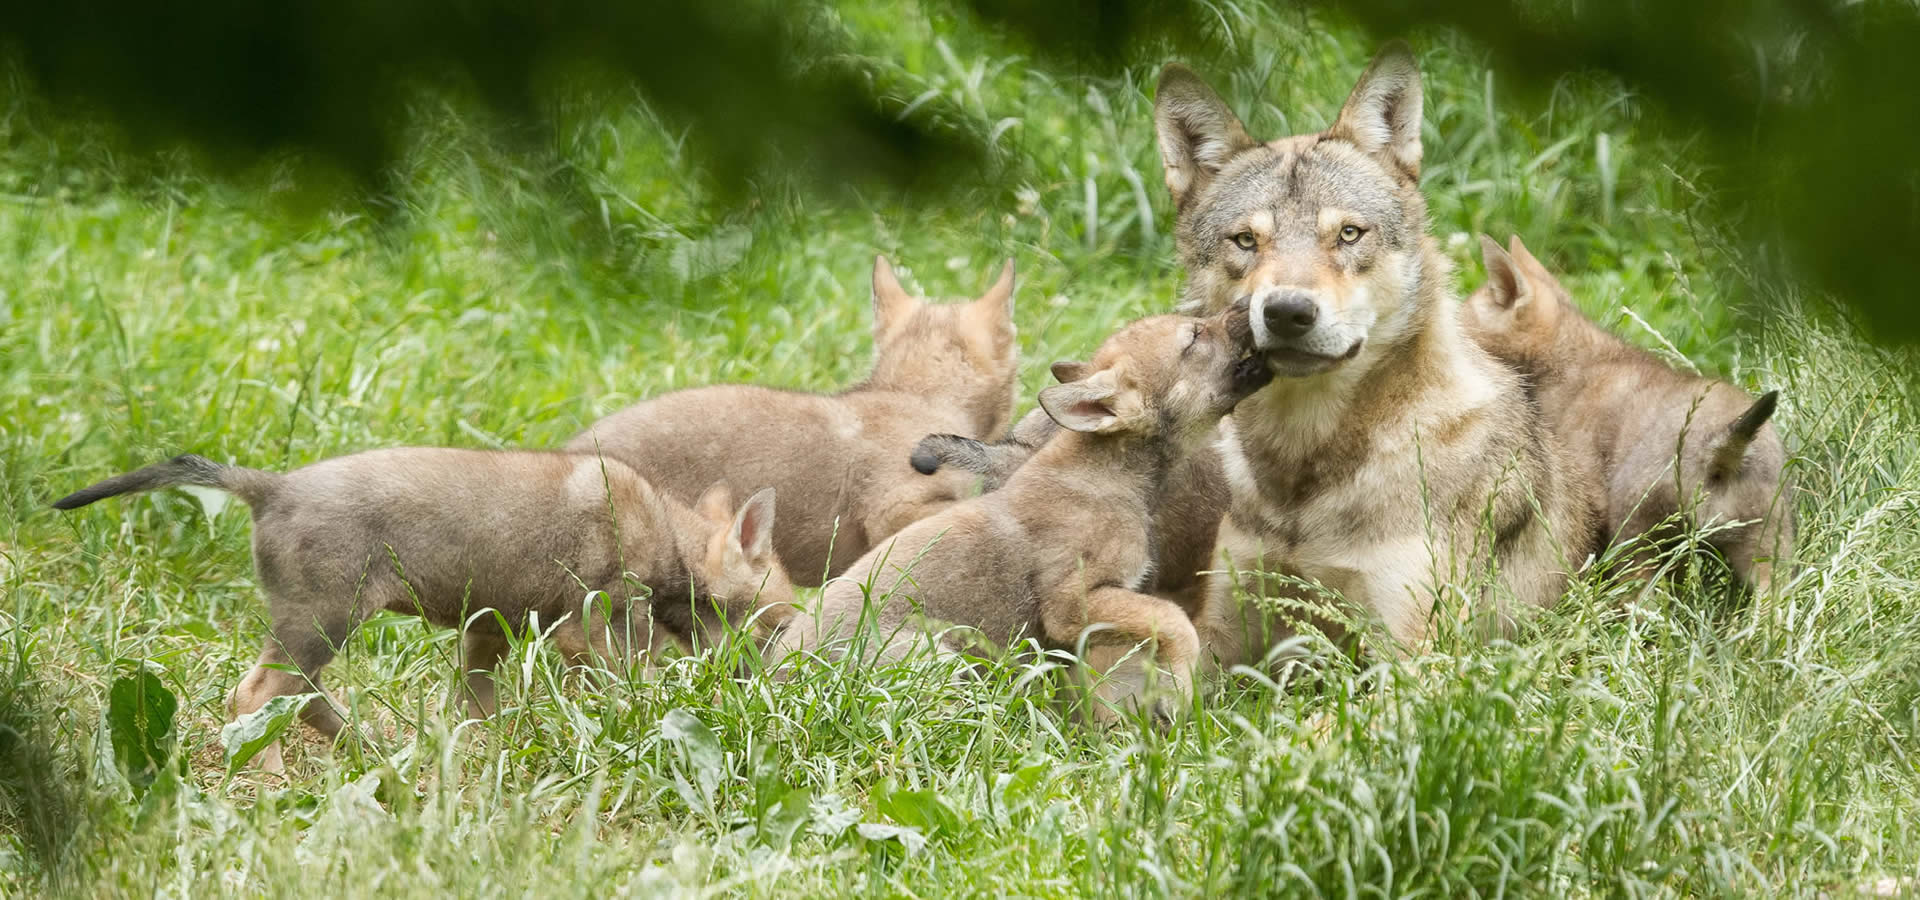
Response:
[1154, 43, 1439, 378]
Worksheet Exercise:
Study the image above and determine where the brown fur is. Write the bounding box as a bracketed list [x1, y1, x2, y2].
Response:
[1461, 234, 1793, 591]
[770, 311, 1270, 721]
[52, 450, 793, 771]
[1153, 45, 1600, 668]
[909, 402, 1230, 618]
[568, 256, 1019, 586]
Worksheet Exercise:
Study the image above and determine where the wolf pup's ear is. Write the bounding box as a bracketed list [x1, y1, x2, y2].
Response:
[1478, 234, 1530, 311]
[977, 259, 1015, 312]
[1039, 379, 1123, 433]
[1709, 391, 1781, 479]
[871, 255, 919, 336]
[728, 488, 778, 564]
[1155, 64, 1256, 209]
[1331, 42, 1423, 180]
[968, 258, 1018, 345]
[1506, 235, 1558, 288]
[1049, 360, 1090, 383]
[696, 482, 735, 524]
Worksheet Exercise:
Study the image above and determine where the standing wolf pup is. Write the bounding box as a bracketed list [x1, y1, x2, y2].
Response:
[1463, 235, 1792, 591]
[1153, 44, 1599, 663]
[570, 256, 1018, 585]
[773, 310, 1270, 720]
[53, 450, 792, 771]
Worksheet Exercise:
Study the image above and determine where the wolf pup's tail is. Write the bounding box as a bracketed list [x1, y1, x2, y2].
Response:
[910, 433, 1043, 494]
[51, 454, 280, 510]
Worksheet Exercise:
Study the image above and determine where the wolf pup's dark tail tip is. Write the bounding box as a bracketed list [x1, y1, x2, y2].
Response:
[910, 444, 945, 475]
[50, 492, 94, 511]
[50, 454, 226, 510]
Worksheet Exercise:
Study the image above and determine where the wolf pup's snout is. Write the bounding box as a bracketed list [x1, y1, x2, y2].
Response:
[1230, 354, 1275, 397]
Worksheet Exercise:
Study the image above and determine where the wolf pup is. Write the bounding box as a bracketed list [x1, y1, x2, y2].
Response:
[771, 310, 1271, 720]
[1152, 44, 1600, 664]
[1463, 234, 1793, 591]
[570, 256, 1018, 586]
[53, 450, 792, 771]
[910, 404, 1231, 615]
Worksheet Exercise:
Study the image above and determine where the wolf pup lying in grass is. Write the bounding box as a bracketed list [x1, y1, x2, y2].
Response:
[53, 451, 792, 771]
[1153, 45, 1601, 663]
[1463, 235, 1793, 592]
[570, 256, 1019, 586]
[772, 310, 1271, 721]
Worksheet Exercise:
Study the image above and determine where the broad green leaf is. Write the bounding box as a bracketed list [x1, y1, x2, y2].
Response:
[221, 692, 320, 775]
[855, 822, 928, 855]
[874, 785, 964, 841]
[756, 783, 813, 850]
[107, 670, 178, 796]
[659, 708, 724, 812]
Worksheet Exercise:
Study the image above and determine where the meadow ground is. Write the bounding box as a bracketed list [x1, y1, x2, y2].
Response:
[4, 4, 1919, 897]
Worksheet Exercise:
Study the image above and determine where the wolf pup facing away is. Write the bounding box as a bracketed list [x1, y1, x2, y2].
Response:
[1153, 44, 1600, 664]
[54, 450, 793, 771]
[1463, 235, 1793, 592]
[772, 311, 1271, 720]
[570, 256, 1019, 586]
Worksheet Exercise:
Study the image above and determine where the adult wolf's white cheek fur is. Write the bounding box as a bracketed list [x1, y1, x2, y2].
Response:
[1346, 252, 1417, 354]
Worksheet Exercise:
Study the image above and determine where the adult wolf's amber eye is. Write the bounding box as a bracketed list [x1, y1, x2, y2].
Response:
[1231, 232, 1257, 251]
[1339, 225, 1365, 244]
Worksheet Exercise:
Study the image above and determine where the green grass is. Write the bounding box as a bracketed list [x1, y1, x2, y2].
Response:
[4, 3, 1918, 897]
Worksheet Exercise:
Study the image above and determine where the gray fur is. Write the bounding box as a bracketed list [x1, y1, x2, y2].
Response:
[1155, 46, 1601, 664]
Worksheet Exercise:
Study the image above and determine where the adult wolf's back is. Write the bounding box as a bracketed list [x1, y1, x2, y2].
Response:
[1153, 45, 1600, 663]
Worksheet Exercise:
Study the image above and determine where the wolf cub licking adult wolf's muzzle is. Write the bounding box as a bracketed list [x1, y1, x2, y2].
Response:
[1462, 234, 1793, 592]
[53, 450, 794, 772]
[770, 309, 1267, 722]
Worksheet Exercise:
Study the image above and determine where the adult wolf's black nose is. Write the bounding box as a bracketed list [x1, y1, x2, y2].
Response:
[1262, 291, 1318, 339]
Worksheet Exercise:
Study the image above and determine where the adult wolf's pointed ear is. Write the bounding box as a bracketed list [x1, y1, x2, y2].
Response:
[871, 255, 919, 336]
[1331, 42, 1423, 181]
[1155, 64, 1256, 209]
[1479, 234, 1530, 310]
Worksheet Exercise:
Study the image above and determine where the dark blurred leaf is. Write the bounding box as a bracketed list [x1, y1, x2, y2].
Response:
[106, 669, 177, 796]
[3, 0, 1916, 340]
[0, 0, 988, 195]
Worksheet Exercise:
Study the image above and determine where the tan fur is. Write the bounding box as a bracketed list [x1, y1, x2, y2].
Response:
[1154, 45, 1601, 668]
[52, 450, 793, 771]
[908, 405, 1231, 618]
[1461, 234, 1793, 591]
[770, 311, 1270, 721]
[569, 256, 1019, 585]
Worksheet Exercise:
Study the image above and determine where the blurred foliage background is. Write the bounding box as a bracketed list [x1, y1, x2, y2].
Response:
[3, 0, 1915, 341]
